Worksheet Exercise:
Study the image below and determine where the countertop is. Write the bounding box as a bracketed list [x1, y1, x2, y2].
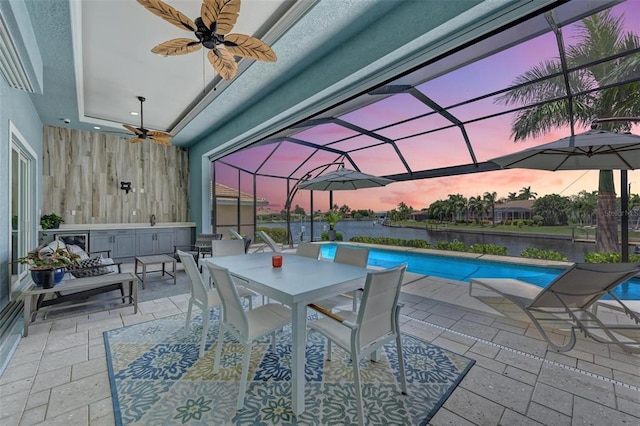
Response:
[47, 222, 196, 231]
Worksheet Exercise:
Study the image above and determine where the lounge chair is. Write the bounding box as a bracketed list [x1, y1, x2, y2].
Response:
[469, 262, 640, 353]
[228, 229, 252, 253]
[255, 230, 282, 253]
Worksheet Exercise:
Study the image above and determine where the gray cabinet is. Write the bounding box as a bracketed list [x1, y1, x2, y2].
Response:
[89, 229, 135, 260]
[136, 228, 175, 256]
[85, 226, 194, 260]
[175, 227, 194, 246]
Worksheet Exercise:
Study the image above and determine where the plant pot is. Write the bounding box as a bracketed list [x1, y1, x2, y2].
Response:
[328, 229, 337, 241]
[31, 268, 66, 288]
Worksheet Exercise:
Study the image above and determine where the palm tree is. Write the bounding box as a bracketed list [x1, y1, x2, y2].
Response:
[496, 10, 640, 253]
[447, 194, 467, 223]
[483, 191, 498, 226]
[517, 186, 537, 200]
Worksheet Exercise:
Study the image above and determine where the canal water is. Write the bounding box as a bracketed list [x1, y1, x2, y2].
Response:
[261, 220, 601, 263]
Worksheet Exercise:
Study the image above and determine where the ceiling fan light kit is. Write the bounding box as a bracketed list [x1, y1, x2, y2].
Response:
[122, 96, 174, 146]
[137, 0, 277, 80]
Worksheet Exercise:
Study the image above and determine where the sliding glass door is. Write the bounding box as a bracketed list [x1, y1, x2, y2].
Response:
[7, 122, 36, 306]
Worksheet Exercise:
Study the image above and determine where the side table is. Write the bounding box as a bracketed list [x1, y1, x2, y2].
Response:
[135, 254, 177, 289]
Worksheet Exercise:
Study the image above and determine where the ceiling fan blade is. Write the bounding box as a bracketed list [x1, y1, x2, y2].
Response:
[151, 38, 202, 56]
[208, 48, 237, 80]
[224, 34, 277, 62]
[130, 137, 145, 144]
[136, 0, 196, 32]
[123, 124, 143, 135]
[202, 0, 240, 35]
[147, 130, 174, 138]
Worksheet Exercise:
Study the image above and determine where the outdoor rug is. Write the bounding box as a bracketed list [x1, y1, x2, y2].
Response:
[104, 310, 474, 425]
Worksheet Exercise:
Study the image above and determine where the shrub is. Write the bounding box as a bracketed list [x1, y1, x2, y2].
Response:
[349, 236, 429, 248]
[434, 241, 468, 252]
[321, 231, 343, 241]
[584, 252, 640, 263]
[521, 248, 567, 261]
[503, 220, 512, 226]
[469, 243, 507, 255]
[532, 215, 544, 226]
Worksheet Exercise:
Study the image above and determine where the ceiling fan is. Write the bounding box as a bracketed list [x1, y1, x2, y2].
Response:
[136, 0, 277, 80]
[123, 96, 173, 146]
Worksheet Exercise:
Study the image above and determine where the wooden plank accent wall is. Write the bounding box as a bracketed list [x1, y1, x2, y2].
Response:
[42, 126, 189, 225]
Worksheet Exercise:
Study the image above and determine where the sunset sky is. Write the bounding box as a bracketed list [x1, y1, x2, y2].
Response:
[217, 1, 640, 213]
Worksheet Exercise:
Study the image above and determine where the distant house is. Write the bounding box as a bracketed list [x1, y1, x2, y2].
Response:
[213, 183, 269, 235]
[411, 211, 428, 221]
[494, 200, 535, 223]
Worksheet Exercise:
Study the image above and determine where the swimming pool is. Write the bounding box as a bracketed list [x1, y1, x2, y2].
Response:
[320, 244, 640, 300]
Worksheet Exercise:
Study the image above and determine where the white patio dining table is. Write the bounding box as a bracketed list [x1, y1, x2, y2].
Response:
[204, 252, 369, 415]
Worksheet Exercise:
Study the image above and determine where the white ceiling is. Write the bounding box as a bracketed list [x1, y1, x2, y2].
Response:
[72, 0, 298, 139]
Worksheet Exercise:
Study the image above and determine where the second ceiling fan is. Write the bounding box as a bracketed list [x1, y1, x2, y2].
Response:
[123, 96, 173, 146]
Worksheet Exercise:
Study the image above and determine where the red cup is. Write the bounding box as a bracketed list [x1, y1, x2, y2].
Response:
[272, 255, 283, 268]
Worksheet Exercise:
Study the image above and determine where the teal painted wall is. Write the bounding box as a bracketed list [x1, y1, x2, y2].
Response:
[187, 0, 484, 232]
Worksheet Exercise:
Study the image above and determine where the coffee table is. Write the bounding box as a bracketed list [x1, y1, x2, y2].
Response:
[135, 254, 177, 289]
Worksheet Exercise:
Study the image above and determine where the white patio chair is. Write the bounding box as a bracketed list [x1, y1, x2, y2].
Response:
[313, 245, 370, 312]
[308, 264, 408, 426]
[177, 250, 221, 357]
[208, 263, 291, 410]
[209, 239, 256, 308]
[295, 242, 321, 259]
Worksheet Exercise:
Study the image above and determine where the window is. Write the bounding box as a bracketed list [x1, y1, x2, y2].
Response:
[7, 121, 37, 306]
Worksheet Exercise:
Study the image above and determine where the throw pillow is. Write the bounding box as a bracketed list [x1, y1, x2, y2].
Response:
[69, 256, 110, 278]
[66, 244, 90, 260]
[38, 240, 67, 256]
[101, 257, 119, 274]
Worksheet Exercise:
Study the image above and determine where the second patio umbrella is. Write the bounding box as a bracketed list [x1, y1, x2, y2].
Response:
[491, 130, 640, 171]
[490, 129, 640, 261]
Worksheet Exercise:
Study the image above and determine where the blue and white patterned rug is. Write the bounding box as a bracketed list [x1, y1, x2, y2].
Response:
[104, 309, 474, 425]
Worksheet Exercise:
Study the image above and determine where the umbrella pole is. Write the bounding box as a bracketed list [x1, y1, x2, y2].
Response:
[622, 170, 629, 262]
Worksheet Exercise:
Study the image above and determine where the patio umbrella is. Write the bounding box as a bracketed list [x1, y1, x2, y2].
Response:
[298, 167, 395, 191]
[490, 130, 640, 171]
[490, 129, 640, 261]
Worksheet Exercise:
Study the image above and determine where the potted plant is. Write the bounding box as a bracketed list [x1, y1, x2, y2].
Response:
[40, 213, 64, 230]
[17, 245, 79, 288]
[325, 210, 342, 241]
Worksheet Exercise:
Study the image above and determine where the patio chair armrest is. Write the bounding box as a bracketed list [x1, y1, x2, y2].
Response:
[308, 303, 347, 323]
[174, 244, 200, 253]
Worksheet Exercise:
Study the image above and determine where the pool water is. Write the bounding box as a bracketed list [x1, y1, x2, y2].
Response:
[320, 244, 640, 300]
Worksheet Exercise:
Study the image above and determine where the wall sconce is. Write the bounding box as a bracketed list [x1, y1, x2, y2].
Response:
[120, 181, 132, 194]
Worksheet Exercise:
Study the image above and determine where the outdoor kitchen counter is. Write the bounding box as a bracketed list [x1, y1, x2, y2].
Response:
[53, 222, 196, 230]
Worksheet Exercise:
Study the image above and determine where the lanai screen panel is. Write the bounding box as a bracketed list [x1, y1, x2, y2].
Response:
[211, 0, 640, 217]
[339, 94, 433, 130]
